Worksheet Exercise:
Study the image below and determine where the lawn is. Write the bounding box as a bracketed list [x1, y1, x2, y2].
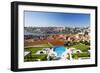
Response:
[24, 44, 51, 62]
[71, 43, 90, 52]
[24, 54, 47, 62]
[24, 47, 48, 62]
[66, 43, 90, 59]
[24, 43, 90, 62]
[25, 47, 44, 54]
[24, 43, 54, 53]
[72, 52, 90, 59]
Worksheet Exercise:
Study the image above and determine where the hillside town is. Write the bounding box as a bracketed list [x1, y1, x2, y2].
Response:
[24, 26, 90, 48]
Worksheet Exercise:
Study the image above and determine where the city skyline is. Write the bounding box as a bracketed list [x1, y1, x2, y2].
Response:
[24, 11, 90, 27]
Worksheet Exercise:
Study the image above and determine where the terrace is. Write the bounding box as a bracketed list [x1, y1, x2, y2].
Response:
[24, 40, 90, 62]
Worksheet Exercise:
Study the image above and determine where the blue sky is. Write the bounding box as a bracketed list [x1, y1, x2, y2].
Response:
[24, 11, 90, 27]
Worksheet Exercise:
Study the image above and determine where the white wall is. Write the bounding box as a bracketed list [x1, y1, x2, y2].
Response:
[0, 0, 99, 73]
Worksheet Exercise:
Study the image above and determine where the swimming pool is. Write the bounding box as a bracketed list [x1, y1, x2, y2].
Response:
[53, 46, 67, 57]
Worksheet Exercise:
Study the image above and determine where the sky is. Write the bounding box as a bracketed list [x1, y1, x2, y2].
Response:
[24, 11, 90, 27]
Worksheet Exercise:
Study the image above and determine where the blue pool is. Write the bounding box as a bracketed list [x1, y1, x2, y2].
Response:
[53, 46, 67, 57]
